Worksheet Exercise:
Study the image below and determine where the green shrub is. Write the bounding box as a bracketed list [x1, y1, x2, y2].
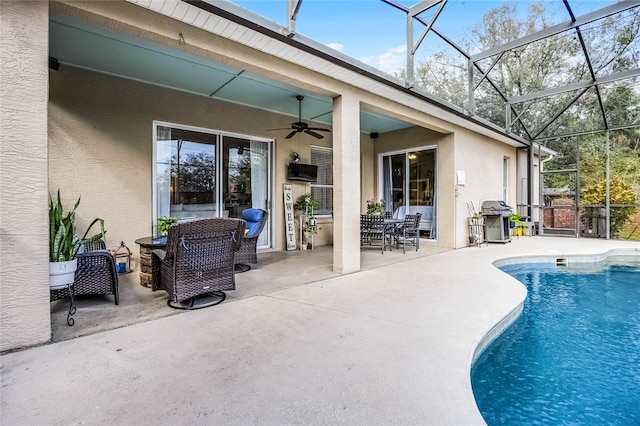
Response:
[582, 178, 638, 237]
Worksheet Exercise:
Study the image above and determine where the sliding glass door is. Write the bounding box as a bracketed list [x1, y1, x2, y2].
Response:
[154, 122, 272, 248]
[380, 148, 437, 239]
[222, 136, 271, 247]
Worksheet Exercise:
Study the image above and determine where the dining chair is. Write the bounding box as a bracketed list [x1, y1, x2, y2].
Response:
[393, 213, 422, 254]
[360, 214, 386, 254]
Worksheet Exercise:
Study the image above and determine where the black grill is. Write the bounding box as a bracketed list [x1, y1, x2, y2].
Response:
[482, 200, 512, 243]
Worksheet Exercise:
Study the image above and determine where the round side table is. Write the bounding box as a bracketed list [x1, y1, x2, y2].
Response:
[134, 236, 167, 288]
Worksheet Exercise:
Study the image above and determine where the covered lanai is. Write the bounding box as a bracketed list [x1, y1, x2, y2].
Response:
[1, 0, 639, 352]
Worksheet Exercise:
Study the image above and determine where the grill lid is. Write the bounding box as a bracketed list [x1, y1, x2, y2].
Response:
[482, 200, 512, 215]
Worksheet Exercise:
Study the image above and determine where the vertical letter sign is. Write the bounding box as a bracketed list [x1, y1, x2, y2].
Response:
[283, 184, 297, 250]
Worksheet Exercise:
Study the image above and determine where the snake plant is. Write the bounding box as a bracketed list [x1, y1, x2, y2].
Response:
[49, 190, 105, 262]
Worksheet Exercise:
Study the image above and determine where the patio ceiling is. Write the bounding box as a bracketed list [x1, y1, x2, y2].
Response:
[48, 11, 413, 136]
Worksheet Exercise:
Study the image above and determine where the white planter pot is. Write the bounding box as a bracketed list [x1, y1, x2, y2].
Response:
[49, 259, 78, 290]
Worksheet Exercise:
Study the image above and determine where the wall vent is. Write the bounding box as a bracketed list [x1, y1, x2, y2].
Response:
[556, 258, 568, 266]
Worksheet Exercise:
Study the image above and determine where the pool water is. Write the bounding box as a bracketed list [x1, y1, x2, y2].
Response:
[471, 263, 640, 425]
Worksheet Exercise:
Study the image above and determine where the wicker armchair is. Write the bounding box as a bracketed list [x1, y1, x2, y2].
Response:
[151, 218, 245, 309]
[235, 208, 268, 272]
[50, 240, 119, 305]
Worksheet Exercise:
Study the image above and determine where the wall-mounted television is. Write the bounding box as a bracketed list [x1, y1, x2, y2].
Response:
[287, 163, 318, 183]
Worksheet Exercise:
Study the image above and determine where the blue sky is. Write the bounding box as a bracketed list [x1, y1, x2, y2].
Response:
[230, 0, 616, 75]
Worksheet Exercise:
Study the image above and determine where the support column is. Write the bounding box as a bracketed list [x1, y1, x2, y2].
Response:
[332, 94, 361, 274]
[605, 130, 610, 240]
[0, 1, 51, 351]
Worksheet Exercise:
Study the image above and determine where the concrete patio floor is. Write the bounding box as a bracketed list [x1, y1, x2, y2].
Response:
[47, 241, 451, 343]
[1, 237, 638, 425]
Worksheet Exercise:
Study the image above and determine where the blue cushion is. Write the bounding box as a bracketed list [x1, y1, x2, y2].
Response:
[242, 209, 263, 222]
[242, 209, 264, 237]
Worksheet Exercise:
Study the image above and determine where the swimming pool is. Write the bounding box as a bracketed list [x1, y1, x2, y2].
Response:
[471, 261, 640, 425]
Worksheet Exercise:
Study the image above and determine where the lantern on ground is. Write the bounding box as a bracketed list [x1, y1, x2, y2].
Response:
[114, 241, 131, 274]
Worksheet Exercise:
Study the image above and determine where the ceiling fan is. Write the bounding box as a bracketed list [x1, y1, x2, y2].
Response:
[269, 95, 331, 139]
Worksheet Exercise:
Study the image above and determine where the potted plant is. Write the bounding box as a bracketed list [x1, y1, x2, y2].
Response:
[366, 199, 385, 215]
[509, 213, 527, 236]
[294, 193, 317, 215]
[301, 214, 318, 249]
[156, 216, 180, 237]
[294, 193, 318, 249]
[49, 190, 105, 289]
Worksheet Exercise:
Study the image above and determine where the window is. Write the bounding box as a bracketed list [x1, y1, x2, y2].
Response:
[310, 146, 333, 216]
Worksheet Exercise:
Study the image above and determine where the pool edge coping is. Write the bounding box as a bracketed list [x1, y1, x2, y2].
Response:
[469, 247, 640, 368]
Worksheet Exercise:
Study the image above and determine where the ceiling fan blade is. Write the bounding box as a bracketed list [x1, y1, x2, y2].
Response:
[266, 127, 293, 131]
[304, 129, 324, 139]
[265, 96, 327, 139]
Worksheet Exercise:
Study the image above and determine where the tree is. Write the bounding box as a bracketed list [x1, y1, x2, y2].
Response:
[228, 150, 252, 204]
[411, 2, 640, 239]
[412, 2, 640, 137]
[413, 52, 469, 109]
[171, 151, 215, 203]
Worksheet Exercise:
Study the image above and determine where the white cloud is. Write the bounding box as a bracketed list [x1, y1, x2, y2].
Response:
[326, 43, 344, 52]
[359, 45, 406, 76]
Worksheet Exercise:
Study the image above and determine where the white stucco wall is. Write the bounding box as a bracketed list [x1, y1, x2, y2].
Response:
[454, 128, 519, 248]
[48, 66, 338, 260]
[0, 1, 51, 351]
